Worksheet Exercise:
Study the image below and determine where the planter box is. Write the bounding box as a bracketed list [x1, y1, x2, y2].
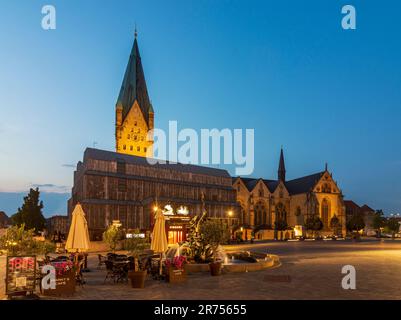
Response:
[166, 267, 186, 283]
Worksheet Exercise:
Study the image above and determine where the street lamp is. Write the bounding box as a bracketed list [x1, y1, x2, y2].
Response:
[227, 210, 233, 217]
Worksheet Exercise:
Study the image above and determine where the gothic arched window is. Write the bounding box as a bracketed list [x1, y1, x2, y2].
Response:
[321, 198, 330, 229]
[254, 201, 267, 226]
[275, 202, 287, 223]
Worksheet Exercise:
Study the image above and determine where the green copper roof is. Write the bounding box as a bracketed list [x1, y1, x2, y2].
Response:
[116, 37, 152, 125]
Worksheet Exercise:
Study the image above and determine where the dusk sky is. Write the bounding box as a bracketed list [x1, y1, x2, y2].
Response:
[0, 0, 400, 216]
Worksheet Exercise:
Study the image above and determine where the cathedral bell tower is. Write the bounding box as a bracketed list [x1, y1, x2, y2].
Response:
[115, 31, 154, 157]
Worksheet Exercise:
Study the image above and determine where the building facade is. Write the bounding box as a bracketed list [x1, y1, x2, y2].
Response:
[344, 201, 376, 234]
[233, 149, 347, 239]
[68, 148, 239, 240]
[46, 215, 69, 237]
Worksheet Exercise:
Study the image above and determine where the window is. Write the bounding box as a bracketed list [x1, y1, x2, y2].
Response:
[116, 159, 126, 174]
[137, 146, 140, 152]
[144, 147, 147, 153]
[123, 145, 126, 150]
[134, 135, 137, 141]
[118, 179, 127, 192]
[130, 146, 133, 151]
[134, 121, 137, 126]
[127, 134, 130, 139]
[321, 199, 330, 229]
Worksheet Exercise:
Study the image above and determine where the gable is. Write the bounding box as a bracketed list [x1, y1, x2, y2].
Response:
[313, 172, 340, 193]
[122, 100, 149, 134]
[272, 181, 289, 198]
[252, 179, 270, 197]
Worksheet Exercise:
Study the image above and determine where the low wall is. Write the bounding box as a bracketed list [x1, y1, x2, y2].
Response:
[184, 255, 279, 274]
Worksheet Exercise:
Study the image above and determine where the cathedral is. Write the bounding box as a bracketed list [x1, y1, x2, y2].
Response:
[68, 34, 239, 241]
[233, 149, 347, 239]
[68, 33, 346, 241]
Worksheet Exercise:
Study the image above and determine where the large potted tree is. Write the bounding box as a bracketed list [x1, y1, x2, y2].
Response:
[124, 229, 149, 288]
[200, 220, 230, 276]
[102, 224, 124, 253]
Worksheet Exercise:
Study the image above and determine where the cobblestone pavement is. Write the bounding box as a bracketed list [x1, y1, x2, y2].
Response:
[1, 240, 401, 300]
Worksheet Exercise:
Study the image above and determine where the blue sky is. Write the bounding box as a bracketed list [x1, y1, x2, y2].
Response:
[0, 0, 400, 216]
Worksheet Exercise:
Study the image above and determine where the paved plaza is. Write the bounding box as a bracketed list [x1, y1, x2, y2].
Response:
[1, 239, 401, 300]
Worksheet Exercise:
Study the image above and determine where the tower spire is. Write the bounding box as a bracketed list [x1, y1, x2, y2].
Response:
[116, 33, 152, 125]
[278, 147, 286, 182]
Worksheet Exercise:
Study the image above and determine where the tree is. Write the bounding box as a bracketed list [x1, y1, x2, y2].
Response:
[385, 218, 400, 239]
[274, 219, 288, 240]
[0, 224, 55, 255]
[103, 224, 124, 252]
[124, 229, 149, 271]
[330, 215, 341, 236]
[372, 210, 385, 237]
[200, 220, 230, 261]
[346, 213, 365, 239]
[305, 215, 323, 238]
[11, 188, 46, 232]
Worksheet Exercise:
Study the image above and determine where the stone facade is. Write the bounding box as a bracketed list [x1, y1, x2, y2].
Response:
[46, 215, 69, 237]
[233, 150, 346, 239]
[68, 148, 239, 240]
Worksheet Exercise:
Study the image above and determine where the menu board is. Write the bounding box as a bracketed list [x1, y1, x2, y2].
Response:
[6, 256, 37, 295]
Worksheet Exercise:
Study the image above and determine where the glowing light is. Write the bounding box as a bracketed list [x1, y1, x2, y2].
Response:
[177, 205, 189, 215]
[153, 206, 158, 212]
[227, 210, 233, 217]
[163, 204, 174, 215]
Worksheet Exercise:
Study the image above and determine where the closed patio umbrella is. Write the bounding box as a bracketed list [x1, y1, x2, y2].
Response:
[65, 203, 91, 254]
[151, 209, 168, 275]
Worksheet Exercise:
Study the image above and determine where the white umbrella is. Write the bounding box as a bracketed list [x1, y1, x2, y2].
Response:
[151, 209, 168, 275]
[65, 203, 91, 253]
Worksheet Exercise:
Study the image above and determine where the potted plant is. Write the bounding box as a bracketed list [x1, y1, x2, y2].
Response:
[200, 220, 230, 276]
[124, 229, 149, 288]
[102, 224, 124, 253]
[165, 256, 187, 283]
